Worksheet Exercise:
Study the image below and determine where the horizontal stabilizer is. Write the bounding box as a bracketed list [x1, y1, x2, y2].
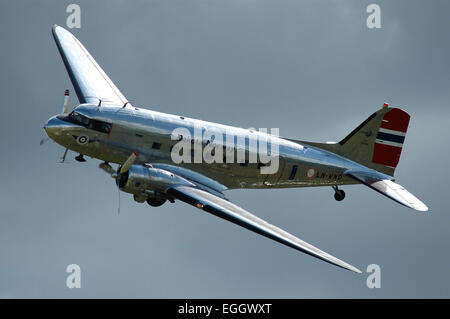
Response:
[345, 170, 428, 212]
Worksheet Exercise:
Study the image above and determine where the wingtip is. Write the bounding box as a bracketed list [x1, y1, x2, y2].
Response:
[352, 267, 363, 274]
[325, 255, 362, 274]
[342, 263, 362, 274]
[409, 196, 429, 212]
[414, 202, 429, 212]
[52, 24, 71, 42]
[52, 24, 60, 37]
[52, 24, 67, 34]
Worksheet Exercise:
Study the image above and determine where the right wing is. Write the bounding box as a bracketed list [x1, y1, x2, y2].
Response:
[52, 25, 128, 106]
[166, 185, 361, 273]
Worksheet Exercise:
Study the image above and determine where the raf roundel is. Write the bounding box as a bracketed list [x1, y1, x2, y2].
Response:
[77, 135, 89, 145]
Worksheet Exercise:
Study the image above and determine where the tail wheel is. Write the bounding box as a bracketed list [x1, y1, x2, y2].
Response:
[146, 198, 166, 207]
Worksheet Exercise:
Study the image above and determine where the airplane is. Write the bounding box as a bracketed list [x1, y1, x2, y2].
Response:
[44, 25, 428, 274]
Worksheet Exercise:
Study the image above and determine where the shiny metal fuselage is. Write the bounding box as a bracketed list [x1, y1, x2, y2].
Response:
[45, 103, 362, 190]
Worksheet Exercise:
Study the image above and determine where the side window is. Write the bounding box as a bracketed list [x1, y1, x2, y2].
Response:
[240, 160, 249, 167]
[152, 142, 161, 150]
[100, 122, 111, 134]
[289, 165, 298, 180]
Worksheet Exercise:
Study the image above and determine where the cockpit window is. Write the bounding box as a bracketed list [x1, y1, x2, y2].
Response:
[60, 111, 111, 134]
[69, 111, 90, 126]
[88, 120, 111, 134]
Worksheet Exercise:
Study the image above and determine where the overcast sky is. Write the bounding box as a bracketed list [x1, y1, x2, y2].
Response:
[0, 0, 449, 298]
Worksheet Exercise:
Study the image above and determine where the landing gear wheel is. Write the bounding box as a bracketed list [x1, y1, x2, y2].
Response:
[334, 189, 345, 201]
[75, 154, 86, 162]
[146, 198, 166, 207]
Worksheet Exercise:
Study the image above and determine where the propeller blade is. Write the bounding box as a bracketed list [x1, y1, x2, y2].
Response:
[60, 148, 68, 163]
[40, 137, 50, 145]
[120, 151, 139, 174]
[99, 162, 116, 176]
[61, 89, 70, 114]
[99, 153, 138, 215]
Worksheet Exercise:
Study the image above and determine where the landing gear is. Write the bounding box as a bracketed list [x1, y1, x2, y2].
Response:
[332, 185, 345, 201]
[75, 154, 86, 162]
[133, 194, 146, 203]
[146, 198, 166, 207]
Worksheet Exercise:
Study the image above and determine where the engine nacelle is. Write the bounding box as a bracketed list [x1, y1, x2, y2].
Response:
[116, 164, 193, 198]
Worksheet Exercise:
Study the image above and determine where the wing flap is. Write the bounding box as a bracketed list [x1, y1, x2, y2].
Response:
[52, 25, 128, 106]
[345, 170, 428, 211]
[166, 185, 361, 273]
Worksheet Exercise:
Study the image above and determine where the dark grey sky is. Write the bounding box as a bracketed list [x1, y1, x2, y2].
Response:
[0, 0, 449, 298]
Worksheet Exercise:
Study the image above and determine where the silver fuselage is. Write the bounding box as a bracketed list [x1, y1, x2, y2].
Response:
[45, 103, 364, 190]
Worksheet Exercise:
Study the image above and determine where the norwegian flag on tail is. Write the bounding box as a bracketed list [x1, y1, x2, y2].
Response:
[372, 108, 410, 168]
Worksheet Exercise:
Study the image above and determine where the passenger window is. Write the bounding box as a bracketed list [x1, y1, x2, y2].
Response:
[240, 160, 249, 167]
[152, 142, 161, 150]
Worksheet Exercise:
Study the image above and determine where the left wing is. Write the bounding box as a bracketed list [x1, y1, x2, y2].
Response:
[144, 165, 361, 272]
[52, 25, 128, 106]
[165, 184, 361, 273]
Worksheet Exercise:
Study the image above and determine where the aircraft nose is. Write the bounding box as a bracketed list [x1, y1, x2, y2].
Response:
[44, 115, 66, 139]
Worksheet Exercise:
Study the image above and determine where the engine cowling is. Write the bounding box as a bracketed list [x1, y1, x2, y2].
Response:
[116, 164, 193, 198]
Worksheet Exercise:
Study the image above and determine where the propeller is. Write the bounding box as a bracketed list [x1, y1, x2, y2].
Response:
[59, 90, 71, 161]
[99, 162, 116, 176]
[120, 151, 139, 174]
[99, 151, 139, 215]
[61, 89, 70, 114]
[60, 148, 69, 163]
[41, 89, 71, 149]
[99, 150, 139, 177]
[39, 137, 50, 145]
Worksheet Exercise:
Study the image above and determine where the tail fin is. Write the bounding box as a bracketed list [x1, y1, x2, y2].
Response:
[295, 105, 411, 176]
[338, 106, 410, 175]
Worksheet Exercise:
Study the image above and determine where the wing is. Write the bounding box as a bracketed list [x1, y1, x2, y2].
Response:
[144, 165, 360, 272]
[345, 169, 428, 211]
[164, 184, 361, 273]
[52, 25, 128, 106]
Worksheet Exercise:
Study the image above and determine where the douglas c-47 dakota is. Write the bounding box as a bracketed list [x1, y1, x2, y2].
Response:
[44, 25, 428, 273]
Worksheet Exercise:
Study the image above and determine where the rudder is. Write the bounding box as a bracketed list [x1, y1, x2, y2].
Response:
[372, 108, 410, 168]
